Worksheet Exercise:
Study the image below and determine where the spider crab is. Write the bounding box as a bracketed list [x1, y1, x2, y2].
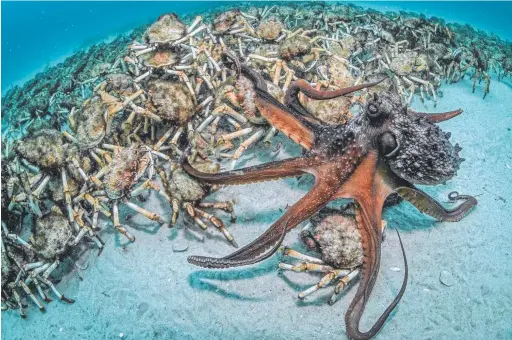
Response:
[182, 57, 477, 339]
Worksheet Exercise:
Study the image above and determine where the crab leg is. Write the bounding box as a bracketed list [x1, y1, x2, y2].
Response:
[198, 201, 236, 221]
[33, 278, 51, 302]
[193, 207, 237, 247]
[123, 200, 166, 224]
[298, 269, 353, 299]
[38, 276, 74, 303]
[19, 281, 45, 311]
[112, 201, 136, 242]
[12, 289, 25, 318]
[329, 269, 360, 305]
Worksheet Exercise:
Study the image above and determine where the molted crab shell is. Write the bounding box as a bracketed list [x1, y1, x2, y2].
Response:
[213, 10, 240, 33]
[165, 168, 206, 202]
[279, 35, 311, 60]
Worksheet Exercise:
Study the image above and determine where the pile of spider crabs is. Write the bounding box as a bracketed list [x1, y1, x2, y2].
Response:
[2, 3, 490, 338]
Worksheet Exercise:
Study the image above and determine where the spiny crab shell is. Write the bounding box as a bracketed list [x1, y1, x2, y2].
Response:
[164, 168, 206, 202]
[14, 129, 67, 169]
[310, 212, 363, 269]
[73, 97, 108, 149]
[105, 73, 134, 95]
[256, 17, 284, 41]
[279, 35, 312, 60]
[327, 58, 356, 89]
[390, 51, 427, 76]
[304, 95, 356, 125]
[144, 13, 186, 44]
[148, 80, 195, 125]
[330, 36, 358, 59]
[32, 213, 73, 260]
[213, 10, 240, 33]
[103, 144, 149, 199]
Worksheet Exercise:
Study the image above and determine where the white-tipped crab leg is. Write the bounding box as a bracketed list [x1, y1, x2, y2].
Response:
[263, 126, 277, 147]
[273, 60, 283, 85]
[94, 148, 113, 164]
[23, 261, 45, 271]
[154, 127, 175, 151]
[123, 199, 166, 224]
[37, 276, 74, 303]
[197, 201, 236, 221]
[211, 104, 248, 124]
[329, 268, 360, 305]
[32, 278, 51, 302]
[193, 207, 237, 247]
[7, 233, 34, 251]
[129, 102, 162, 122]
[184, 202, 208, 230]
[19, 281, 45, 311]
[112, 201, 136, 242]
[217, 127, 253, 145]
[187, 16, 203, 33]
[281, 246, 324, 264]
[231, 129, 265, 164]
[298, 269, 352, 299]
[12, 289, 26, 318]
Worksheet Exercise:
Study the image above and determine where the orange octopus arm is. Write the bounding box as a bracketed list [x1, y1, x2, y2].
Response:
[187, 162, 342, 268]
[187, 147, 365, 268]
[336, 153, 408, 340]
[182, 156, 321, 186]
[255, 96, 315, 150]
[408, 108, 462, 123]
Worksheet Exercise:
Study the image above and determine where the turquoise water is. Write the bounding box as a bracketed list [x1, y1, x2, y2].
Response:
[2, 1, 512, 92]
[1, 2, 512, 340]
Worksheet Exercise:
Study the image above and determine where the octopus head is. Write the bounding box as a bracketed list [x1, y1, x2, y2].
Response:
[361, 91, 464, 185]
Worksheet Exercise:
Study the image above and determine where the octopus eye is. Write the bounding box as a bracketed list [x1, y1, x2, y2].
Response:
[379, 132, 400, 158]
[367, 103, 380, 119]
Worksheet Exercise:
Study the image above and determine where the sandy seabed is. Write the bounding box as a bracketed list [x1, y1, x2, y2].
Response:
[2, 78, 512, 340]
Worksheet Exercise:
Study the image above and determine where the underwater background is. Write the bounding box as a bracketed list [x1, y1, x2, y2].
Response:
[1, 1, 512, 340]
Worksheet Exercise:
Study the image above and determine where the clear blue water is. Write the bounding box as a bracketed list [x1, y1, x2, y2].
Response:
[2, 1, 512, 93]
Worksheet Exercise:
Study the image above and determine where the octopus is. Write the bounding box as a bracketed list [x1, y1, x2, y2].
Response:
[182, 57, 477, 339]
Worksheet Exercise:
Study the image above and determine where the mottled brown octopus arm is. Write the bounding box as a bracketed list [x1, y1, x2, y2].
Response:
[395, 186, 477, 222]
[408, 108, 463, 123]
[182, 156, 319, 186]
[284, 79, 386, 128]
[187, 167, 341, 268]
[286, 78, 386, 102]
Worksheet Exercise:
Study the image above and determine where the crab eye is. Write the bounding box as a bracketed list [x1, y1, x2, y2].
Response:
[379, 132, 400, 158]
